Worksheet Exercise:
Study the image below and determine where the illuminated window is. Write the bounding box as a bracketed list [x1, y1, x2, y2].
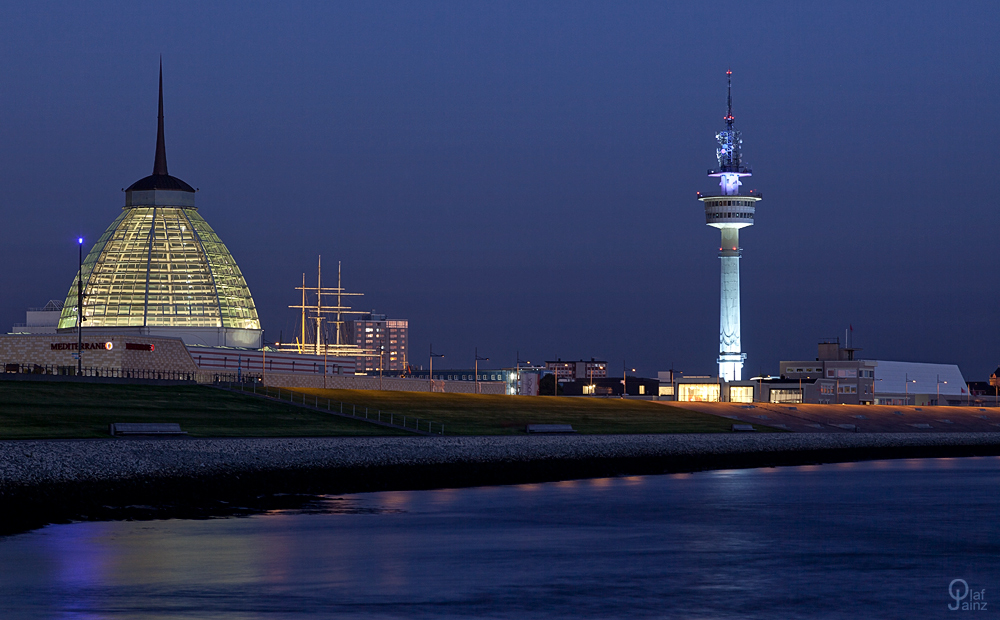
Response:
[677, 383, 721, 402]
[729, 385, 753, 403]
[770, 389, 802, 404]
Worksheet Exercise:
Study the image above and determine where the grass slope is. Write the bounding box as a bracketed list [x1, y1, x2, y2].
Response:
[0, 381, 409, 439]
[280, 387, 771, 435]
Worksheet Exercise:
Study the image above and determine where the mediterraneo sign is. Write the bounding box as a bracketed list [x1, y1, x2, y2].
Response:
[50, 342, 114, 351]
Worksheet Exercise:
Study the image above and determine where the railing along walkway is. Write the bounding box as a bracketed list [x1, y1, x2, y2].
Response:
[215, 381, 444, 436]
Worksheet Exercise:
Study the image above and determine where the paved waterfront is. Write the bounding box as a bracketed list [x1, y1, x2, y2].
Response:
[674, 401, 1000, 432]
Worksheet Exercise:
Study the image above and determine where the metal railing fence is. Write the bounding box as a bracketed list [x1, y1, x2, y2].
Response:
[2, 362, 197, 382]
[218, 380, 445, 435]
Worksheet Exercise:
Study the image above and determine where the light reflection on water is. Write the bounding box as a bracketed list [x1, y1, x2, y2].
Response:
[1, 458, 999, 619]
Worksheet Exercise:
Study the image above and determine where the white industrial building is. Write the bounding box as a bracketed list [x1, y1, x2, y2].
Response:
[661, 340, 971, 406]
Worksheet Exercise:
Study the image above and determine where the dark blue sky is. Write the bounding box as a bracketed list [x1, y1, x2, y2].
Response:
[1, 1, 997, 378]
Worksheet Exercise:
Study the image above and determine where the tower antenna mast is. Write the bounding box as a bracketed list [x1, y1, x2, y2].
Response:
[726, 68, 734, 130]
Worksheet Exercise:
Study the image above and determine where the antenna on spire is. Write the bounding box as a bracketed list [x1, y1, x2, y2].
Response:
[709, 68, 750, 194]
[153, 57, 168, 176]
[725, 68, 734, 129]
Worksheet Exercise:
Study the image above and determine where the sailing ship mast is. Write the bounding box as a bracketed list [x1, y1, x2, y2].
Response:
[285, 256, 374, 358]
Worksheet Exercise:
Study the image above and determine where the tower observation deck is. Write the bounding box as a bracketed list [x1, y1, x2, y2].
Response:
[697, 70, 761, 381]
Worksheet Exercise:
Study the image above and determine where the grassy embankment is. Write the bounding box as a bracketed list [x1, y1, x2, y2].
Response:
[0, 381, 781, 439]
[0, 381, 409, 439]
[281, 387, 775, 435]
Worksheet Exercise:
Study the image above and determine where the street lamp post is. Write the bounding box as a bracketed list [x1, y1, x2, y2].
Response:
[77, 237, 84, 376]
[474, 347, 489, 394]
[937, 374, 947, 406]
[622, 362, 636, 398]
[516, 351, 528, 396]
[429, 344, 444, 392]
[905, 373, 916, 405]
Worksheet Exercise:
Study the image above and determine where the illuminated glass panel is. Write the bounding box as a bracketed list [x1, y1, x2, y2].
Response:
[677, 384, 721, 402]
[729, 385, 754, 403]
[770, 389, 803, 404]
[58, 207, 259, 331]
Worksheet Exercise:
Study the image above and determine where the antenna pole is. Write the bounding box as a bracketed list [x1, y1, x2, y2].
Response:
[300, 273, 306, 354]
[315, 255, 323, 355]
[77, 238, 84, 376]
[726, 68, 734, 129]
[337, 261, 342, 346]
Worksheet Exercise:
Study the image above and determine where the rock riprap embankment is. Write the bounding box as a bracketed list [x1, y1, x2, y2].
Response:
[4, 433, 1000, 532]
[5, 432, 1000, 486]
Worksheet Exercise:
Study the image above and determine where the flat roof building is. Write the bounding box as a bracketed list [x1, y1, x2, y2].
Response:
[10, 300, 64, 335]
[344, 313, 408, 373]
[773, 341, 968, 406]
[545, 359, 607, 381]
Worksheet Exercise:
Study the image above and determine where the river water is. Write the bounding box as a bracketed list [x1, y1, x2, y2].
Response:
[2, 457, 998, 618]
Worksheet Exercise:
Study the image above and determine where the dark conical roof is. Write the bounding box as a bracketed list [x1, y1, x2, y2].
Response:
[125, 59, 195, 194]
[126, 174, 195, 192]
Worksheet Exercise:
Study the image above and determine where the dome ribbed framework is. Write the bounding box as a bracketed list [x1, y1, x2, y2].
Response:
[58, 207, 259, 331]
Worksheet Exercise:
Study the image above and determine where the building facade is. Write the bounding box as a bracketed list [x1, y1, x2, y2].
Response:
[407, 368, 512, 394]
[661, 340, 970, 406]
[344, 312, 409, 373]
[545, 359, 608, 381]
[774, 341, 969, 405]
[10, 300, 64, 335]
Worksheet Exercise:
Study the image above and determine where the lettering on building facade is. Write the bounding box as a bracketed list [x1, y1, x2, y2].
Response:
[50, 342, 113, 351]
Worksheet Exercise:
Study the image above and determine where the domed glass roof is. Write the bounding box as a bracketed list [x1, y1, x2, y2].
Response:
[57, 62, 260, 342]
[58, 206, 259, 331]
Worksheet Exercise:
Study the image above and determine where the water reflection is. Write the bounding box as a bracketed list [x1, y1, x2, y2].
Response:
[1, 458, 999, 619]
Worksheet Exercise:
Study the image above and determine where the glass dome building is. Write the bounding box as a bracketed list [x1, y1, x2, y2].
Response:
[58, 66, 262, 348]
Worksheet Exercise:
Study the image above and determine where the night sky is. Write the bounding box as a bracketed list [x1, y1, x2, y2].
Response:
[1, 1, 997, 379]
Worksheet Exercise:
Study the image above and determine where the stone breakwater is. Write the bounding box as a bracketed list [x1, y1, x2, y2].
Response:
[3, 433, 1000, 533]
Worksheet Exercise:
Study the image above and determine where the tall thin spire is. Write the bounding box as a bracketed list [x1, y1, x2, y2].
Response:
[153, 58, 168, 176]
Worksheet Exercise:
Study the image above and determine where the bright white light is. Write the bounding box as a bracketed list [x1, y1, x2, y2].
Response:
[719, 173, 742, 195]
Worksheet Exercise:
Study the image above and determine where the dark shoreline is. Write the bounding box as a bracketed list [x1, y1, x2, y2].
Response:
[4, 433, 1000, 536]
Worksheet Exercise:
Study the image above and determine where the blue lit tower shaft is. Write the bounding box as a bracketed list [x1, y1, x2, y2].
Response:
[700, 71, 761, 382]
